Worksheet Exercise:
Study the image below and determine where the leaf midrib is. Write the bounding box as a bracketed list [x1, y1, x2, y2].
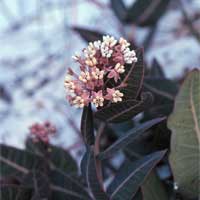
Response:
[108, 100, 141, 122]
[138, 0, 162, 23]
[189, 78, 200, 144]
[110, 152, 164, 198]
[0, 156, 88, 199]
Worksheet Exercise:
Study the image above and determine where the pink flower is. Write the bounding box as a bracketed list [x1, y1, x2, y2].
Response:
[81, 92, 90, 105]
[92, 90, 104, 107]
[105, 88, 124, 102]
[107, 69, 120, 83]
[64, 35, 137, 108]
[104, 88, 115, 100]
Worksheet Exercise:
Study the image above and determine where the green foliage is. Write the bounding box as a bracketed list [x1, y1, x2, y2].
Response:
[98, 117, 165, 160]
[110, 0, 171, 26]
[26, 139, 78, 174]
[108, 151, 166, 200]
[95, 92, 153, 123]
[168, 70, 200, 198]
[0, 141, 87, 200]
[142, 171, 169, 200]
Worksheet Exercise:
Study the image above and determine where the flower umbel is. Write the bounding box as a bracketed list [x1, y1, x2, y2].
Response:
[29, 121, 56, 143]
[64, 35, 137, 108]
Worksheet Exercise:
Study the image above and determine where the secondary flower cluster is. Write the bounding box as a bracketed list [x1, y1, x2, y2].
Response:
[29, 121, 56, 143]
[64, 36, 137, 108]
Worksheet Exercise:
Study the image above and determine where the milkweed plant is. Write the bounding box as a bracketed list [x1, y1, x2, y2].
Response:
[0, 34, 199, 200]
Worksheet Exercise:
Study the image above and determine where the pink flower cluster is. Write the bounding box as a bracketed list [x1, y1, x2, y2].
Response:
[29, 121, 56, 143]
[64, 36, 137, 108]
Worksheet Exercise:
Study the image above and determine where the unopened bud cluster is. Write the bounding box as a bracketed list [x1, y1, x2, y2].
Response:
[65, 36, 137, 108]
[29, 121, 56, 143]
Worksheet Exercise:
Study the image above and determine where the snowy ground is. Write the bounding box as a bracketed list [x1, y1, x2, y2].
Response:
[0, 0, 199, 158]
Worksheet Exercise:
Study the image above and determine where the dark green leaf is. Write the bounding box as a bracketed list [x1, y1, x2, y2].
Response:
[143, 76, 178, 120]
[26, 140, 47, 155]
[26, 141, 78, 174]
[72, 27, 104, 42]
[144, 78, 178, 100]
[51, 185, 87, 200]
[121, 49, 144, 100]
[126, 0, 171, 26]
[124, 137, 154, 160]
[84, 148, 109, 200]
[51, 190, 84, 200]
[132, 189, 143, 200]
[0, 144, 42, 177]
[98, 117, 165, 160]
[142, 171, 168, 200]
[21, 171, 51, 200]
[168, 70, 200, 198]
[149, 59, 165, 78]
[81, 103, 95, 145]
[108, 150, 166, 200]
[95, 92, 153, 123]
[110, 120, 135, 137]
[110, 0, 127, 22]
[0, 185, 32, 200]
[50, 170, 91, 200]
[49, 145, 78, 174]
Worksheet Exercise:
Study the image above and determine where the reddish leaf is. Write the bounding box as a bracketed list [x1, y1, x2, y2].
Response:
[121, 49, 144, 100]
[95, 92, 153, 123]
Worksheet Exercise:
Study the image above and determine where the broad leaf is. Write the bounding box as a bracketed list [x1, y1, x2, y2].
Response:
[49, 145, 78, 173]
[126, 0, 171, 26]
[0, 185, 32, 200]
[149, 59, 165, 78]
[108, 150, 166, 200]
[50, 170, 91, 200]
[168, 70, 200, 198]
[110, 0, 127, 22]
[51, 185, 88, 200]
[84, 148, 109, 200]
[143, 77, 177, 118]
[95, 92, 153, 123]
[0, 144, 42, 177]
[142, 171, 168, 200]
[104, 49, 144, 100]
[72, 27, 104, 42]
[51, 190, 84, 200]
[26, 140, 78, 174]
[22, 171, 50, 200]
[81, 103, 95, 145]
[144, 78, 178, 100]
[121, 49, 144, 100]
[98, 117, 165, 160]
[132, 189, 143, 200]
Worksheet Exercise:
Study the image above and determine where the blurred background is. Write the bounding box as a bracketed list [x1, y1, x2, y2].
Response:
[0, 0, 199, 158]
